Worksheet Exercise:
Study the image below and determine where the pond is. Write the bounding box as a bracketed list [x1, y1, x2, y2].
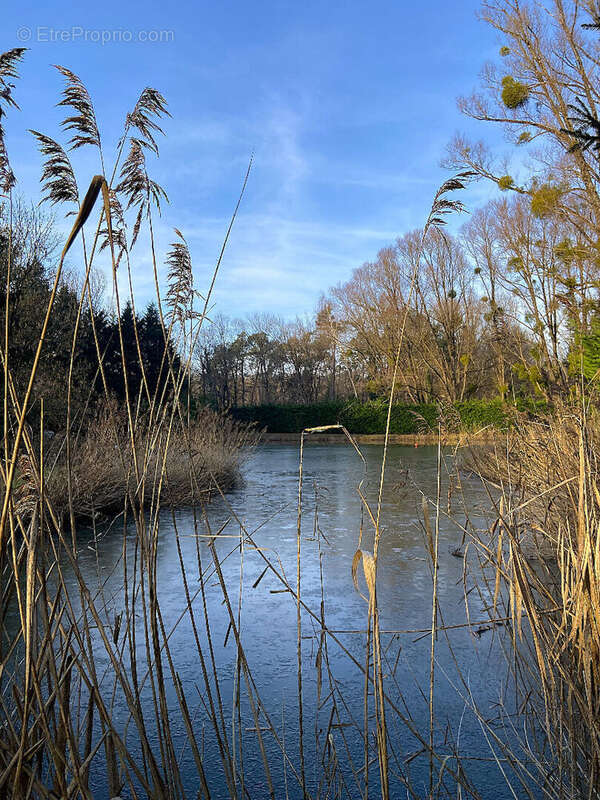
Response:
[72, 442, 538, 799]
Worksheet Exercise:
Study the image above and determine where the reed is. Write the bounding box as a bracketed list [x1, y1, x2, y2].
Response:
[35, 404, 258, 519]
[458, 400, 600, 798]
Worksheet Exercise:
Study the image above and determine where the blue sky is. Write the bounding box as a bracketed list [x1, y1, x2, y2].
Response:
[4, 0, 509, 319]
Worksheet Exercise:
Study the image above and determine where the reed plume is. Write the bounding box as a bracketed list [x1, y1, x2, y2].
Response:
[54, 65, 101, 151]
[116, 138, 168, 247]
[0, 48, 26, 191]
[124, 86, 170, 154]
[166, 228, 197, 328]
[99, 188, 127, 266]
[28, 131, 79, 209]
[423, 170, 475, 238]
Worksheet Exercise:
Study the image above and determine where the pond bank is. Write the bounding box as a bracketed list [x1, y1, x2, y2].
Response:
[261, 431, 502, 445]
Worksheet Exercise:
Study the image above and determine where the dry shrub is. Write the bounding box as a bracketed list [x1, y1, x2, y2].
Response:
[158, 407, 260, 505]
[45, 404, 260, 518]
[45, 402, 129, 518]
[466, 402, 600, 797]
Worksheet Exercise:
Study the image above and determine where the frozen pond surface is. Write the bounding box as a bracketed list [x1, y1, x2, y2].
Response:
[72, 443, 539, 799]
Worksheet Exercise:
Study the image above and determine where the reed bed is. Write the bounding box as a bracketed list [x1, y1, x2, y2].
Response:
[38, 405, 260, 519]
[459, 403, 600, 799]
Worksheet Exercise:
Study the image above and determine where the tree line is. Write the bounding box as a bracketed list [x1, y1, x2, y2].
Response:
[194, 195, 600, 410]
[195, 0, 600, 411]
[0, 201, 180, 431]
[9, 0, 600, 422]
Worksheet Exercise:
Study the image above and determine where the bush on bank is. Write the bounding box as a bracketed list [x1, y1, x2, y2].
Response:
[229, 398, 514, 434]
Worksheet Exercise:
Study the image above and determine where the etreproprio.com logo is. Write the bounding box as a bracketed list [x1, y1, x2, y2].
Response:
[16, 26, 175, 44]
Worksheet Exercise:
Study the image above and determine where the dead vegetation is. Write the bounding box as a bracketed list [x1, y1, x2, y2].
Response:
[36, 405, 259, 519]
[462, 402, 600, 797]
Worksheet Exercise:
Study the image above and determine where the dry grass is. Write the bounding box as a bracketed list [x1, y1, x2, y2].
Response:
[39, 405, 259, 519]
[461, 401, 600, 798]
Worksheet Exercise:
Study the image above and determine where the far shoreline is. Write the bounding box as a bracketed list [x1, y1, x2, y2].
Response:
[260, 431, 502, 446]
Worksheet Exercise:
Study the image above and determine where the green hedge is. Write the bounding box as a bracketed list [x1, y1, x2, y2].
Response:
[229, 402, 346, 433]
[229, 399, 513, 434]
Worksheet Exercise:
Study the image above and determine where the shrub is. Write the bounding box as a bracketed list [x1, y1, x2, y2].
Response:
[44, 405, 259, 518]
[453, 398, 510, 430]
[229, 402, 347, 433]
[341, 401, 439, 434]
